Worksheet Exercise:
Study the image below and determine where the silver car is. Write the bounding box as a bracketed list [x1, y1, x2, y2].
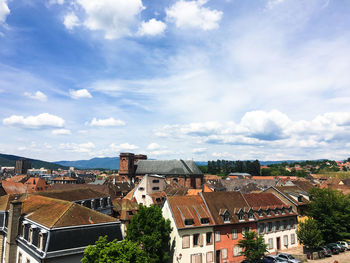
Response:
[276, 253, 301, 263]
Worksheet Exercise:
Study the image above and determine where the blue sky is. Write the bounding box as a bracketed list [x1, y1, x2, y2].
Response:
[1, 0, 350, 162]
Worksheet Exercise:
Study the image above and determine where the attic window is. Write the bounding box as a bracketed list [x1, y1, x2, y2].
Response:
[248, 212, 254, 220]
[258, 210, 263, 217]
[184, 219, 194, 226]
[288, 206, 293, 213]
[201, 218, 209, 224]
[298, 196, 303, 202]
[274, 209, 279, 215]
[237, 211, 244, 221]
[266, 209, 271, 216]
[281, 208, 285, 214]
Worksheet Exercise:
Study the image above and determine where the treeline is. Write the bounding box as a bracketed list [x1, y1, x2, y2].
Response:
[207, 160, 261, 176]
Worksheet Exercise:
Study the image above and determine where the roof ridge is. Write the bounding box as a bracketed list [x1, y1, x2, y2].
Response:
[180, 159, 193, 174]
[51, 202, 74, 228]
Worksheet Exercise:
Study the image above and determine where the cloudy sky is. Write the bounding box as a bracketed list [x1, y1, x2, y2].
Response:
[1, 0, 350, 162]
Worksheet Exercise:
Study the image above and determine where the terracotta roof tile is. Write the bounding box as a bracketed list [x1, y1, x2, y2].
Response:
[167, 195, 214, 229]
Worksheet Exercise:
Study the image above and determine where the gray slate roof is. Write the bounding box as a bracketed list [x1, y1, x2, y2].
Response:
[135, 160, 203, 176]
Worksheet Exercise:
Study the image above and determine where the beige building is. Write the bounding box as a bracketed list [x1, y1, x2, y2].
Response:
[162, 195, 215, 263]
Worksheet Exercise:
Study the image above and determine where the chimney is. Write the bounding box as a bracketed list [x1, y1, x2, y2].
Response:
[5, 200, 22, 263]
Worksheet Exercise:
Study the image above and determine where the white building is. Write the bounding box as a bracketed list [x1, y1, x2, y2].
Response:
[128, 174, 166, 206]
[162, 195, 215, 263]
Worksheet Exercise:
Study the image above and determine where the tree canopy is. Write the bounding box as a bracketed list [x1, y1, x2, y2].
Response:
[296, 218, 324, 249]
[238, 231, 267, 262]
[81, 237, 150, 263]
[126, 205, 172, 263]
[308, 188, 350, 243]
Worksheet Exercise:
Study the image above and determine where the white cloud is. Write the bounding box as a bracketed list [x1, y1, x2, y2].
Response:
[138, 18, 166, 36]
[69, 89, 92, 99]
[64, 12, 80, 30]
[266, 0, 285, 9]
[59, 142, 95, 153]
[73, 0, 145, 39]
[52, 129, 71, 135]
[0, 0, 10, 24]
[3, 113, 65, 129]
[166, 0, 222, 30]
[49, 0, 65, 4]
[109, 143, 138, 152]
[147, 142, 166, 150]
[87, 117, 125, 127]
[192, 147, 207, 154]
[24, 91, 48, 102]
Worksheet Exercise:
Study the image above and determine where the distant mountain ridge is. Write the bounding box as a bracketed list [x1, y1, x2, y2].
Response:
[55, 157, 120, 170]
[0, 153, 68, 170]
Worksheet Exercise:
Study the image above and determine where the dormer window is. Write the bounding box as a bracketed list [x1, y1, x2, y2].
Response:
[248, 210, 254, 220]
[38, 232, 43, 250]
[266, 209, 271, 216]
[288, 206, 293, 213]
[298, 196, 303, 202]
[201, 218, 209, 224]
[237, 210, 244, 221]
[274, 209, 279, 215]
[28, 228, 33, 244]
[258, 209, 263, 217]
[184, 219, 194, 226]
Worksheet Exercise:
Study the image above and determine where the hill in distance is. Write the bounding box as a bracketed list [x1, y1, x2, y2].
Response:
[0, 153, 68, 170]
[55, 157, 120, 170]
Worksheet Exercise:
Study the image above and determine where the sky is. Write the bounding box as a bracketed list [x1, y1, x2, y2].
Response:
[1, 0, 350, 162]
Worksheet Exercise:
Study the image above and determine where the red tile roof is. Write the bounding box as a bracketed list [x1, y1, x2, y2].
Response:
[167, 195, 214, 229]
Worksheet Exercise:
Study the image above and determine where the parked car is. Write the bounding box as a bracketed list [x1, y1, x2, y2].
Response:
[326, 243, 340, 254]
[337, 241, 349, 250]
[321, 246, 332, 257]
[276, 253, 301, 263]
[332, 243, 345, 252]
[262, 255, 288, 263]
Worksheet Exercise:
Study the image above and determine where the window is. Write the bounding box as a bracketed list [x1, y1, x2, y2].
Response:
[152, 179, 159, 183]
[26, 259, 30, 263]
[290, 219, 295, 228]
[185, 219, 194, 226]
[215, 231, 221, 242]
[264, 224, 269, 234]
[193, 233, 199, 246]
[298, 196, 303, 202]
[259, 223, 264, 234]
[258, 209, 263, 217]
[191, 254, 202, 263]
[182, 235, 190, 248]
[152, 187, 160, 191]
[276, 221, 280, 231]
[201, 218, 209, 224]
[17, 252, 22, 263]
[232, 229, 238, 239]
[38, 233, 43, 250]
[206, 251, 213, 263]
[268, 222, 272, 233]
[291, 234, 296, 245]
[267, 209, 271, 216]
[222, 248, 227, 259]
[20, 224, 25, 236]
[268, 238, 273, 249]
[272, 222, 276, 232]
[280, 221, 284, 231]
[206, 232, 212, 245]
[139, 187, 144, 191]
[274, 209, 279, 215]
[237, 211, 244, 220]
[233, 246, 241, 257]
[248, 212, 254, 220]
[281, 208, 285, 214]
[283, 235, 288, 246]
[142, 195, 146, 198]
[28, 228, 33, 243]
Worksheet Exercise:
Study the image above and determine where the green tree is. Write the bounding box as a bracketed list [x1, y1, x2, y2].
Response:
[126, 205, 172, 263]
[296, 218, 324, 250]
[308, 188, 350, 242]
[238, 231, 267, 262]
[82, 236, 150, 263]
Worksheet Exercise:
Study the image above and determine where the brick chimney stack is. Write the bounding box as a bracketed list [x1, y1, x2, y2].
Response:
[5, 200, 22, 263]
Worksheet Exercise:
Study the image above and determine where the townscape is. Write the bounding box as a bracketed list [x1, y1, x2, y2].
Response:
[1, 153, 350, 262]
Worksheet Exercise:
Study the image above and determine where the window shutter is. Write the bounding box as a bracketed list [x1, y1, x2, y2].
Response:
[182, 235, 190, 248]
[206, 252, 213, 263]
